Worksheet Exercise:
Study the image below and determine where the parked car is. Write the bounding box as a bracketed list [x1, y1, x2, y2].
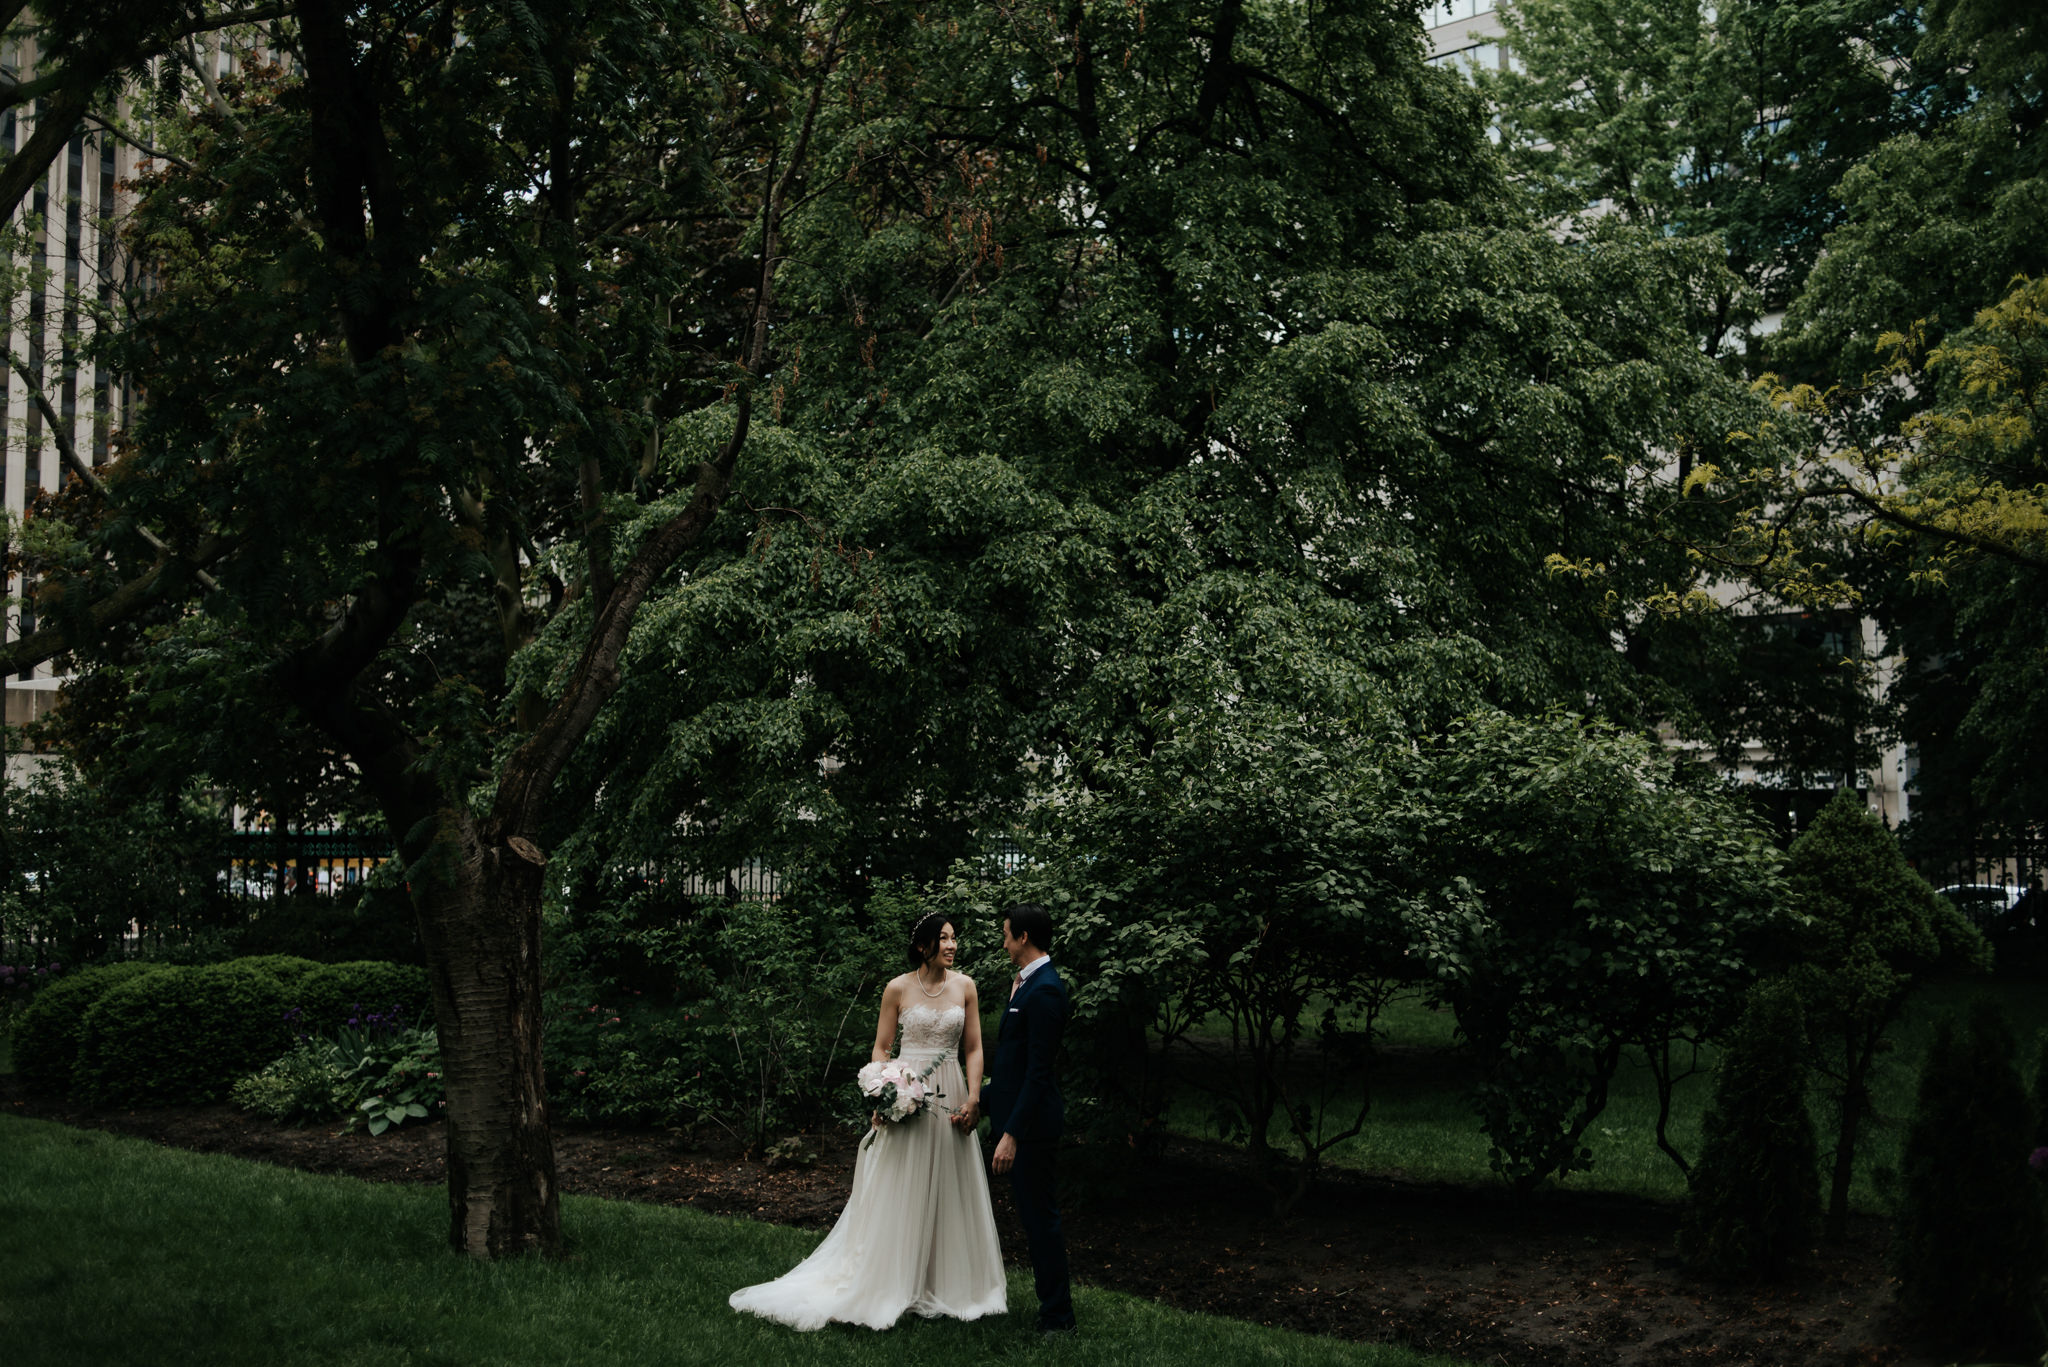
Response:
[1936, 883, 2020, 931]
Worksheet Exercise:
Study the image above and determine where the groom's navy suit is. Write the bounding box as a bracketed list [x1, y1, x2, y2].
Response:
[983, 959, 1074, 1331]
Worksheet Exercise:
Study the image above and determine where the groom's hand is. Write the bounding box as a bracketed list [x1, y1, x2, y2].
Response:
[991, 1131, 1017, 1174]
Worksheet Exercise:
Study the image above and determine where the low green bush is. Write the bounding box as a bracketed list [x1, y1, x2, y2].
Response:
[292, 961, 431, 1033]
[74, 962, 294, 1106]
[230, 1044, 354, 1123]
[231, 1021, 443, 1131]
[345, 1026, 444, 1135]
[235, 955, 324, 989]
[11, 962, 169, 1096]
[0, 960, 64, 1033]
[544, 893, 894, 1153]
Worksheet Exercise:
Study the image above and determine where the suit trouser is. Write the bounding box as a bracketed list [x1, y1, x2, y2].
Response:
[1006, 1138, 1074, 1328]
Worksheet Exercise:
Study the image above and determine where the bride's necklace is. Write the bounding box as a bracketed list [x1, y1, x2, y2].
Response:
[916, 966, 947, 998]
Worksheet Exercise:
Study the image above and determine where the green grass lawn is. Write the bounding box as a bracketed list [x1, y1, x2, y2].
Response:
[0, 1115, 1470, 1367]
[1164, 979, 2048, 1210]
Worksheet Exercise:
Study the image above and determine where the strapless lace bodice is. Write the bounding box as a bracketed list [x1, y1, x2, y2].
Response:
[898, 1003, 966, 1052]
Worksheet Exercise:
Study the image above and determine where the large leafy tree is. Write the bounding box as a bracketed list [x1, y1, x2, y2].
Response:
[528, 0, 1792, 927]
[1482, 0, 1919, 354]
[1776, 0, 2048, 391]
[20, 0, 845, 1256]
[1721, 273, 2048, 855]
[1487, 0, 2048, 811]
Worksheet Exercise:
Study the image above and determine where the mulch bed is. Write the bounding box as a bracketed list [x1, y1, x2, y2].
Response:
[3, 1078, 1961, 1366]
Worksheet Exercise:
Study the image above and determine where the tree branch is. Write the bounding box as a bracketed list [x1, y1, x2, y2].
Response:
[487, 10, 849, 843]
[5, 351, 221, 590]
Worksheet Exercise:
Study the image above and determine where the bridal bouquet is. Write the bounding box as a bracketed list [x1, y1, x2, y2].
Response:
[857, 1050, 951, 1148]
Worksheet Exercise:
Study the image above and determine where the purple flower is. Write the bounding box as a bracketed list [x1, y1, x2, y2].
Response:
[2030, 1147, 2048, 1173]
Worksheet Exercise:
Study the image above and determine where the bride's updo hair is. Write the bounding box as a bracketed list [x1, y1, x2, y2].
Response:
[906, 910, 951, 969]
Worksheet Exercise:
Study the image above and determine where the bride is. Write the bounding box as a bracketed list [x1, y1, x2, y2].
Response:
[728, 912, 1007, 1330]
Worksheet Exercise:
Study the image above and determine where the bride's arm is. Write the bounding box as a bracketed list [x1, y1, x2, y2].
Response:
[870, 977, 902, 1064]
[958, 977, 984, 1123]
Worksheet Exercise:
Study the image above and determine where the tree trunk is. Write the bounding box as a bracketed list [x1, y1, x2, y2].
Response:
[412, 813, 560, 1256]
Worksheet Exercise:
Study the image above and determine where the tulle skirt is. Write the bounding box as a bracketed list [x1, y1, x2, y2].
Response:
[727, 1049, 1007, 1330]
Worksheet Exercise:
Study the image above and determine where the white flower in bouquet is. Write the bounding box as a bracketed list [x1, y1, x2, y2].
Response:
[856, 1051, 951, 1148]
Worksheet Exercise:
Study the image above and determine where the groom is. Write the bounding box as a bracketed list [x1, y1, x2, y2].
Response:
[980, 901, 1076, 1334]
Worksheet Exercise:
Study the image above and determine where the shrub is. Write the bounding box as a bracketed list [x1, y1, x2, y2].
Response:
[1786, 789, 1991, 1237]
[73, 962, 294, 1106]
[230, 1020, 443, 1130]
[1405, 712, 1790, 1193]
[344, 1026, 444, 1135]
[2034, 1032, 2048, 1151]
[1679, 979, 1821, 1280]
[11, 962, 169, 1096]
[544, 891, 893, 1154]
[236, 879, 421, 965]
[1896, 1003, 2048, 1356]
[230, 1044, 354, 1123]
[292, 961, 432, 1033]
[1005, 709, 1417, 1212]
[0, 961, 65, 1031]
[235, 955, 324, 989]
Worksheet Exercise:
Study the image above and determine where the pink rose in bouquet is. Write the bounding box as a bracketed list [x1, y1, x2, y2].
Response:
[856, 1050, 952, 1147]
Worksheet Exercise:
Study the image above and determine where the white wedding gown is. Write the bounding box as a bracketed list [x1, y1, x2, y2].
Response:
[728, 1002, 1008, 1330]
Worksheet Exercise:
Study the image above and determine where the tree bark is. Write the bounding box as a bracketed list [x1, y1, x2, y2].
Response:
[413, 814, 560, 1256]
[1825, 1032, 1871, 1241]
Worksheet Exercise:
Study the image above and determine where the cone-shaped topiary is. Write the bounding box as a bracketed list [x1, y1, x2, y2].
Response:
[1896, 1003, 2048, 1356]
[1784, 788, 1990, 1237]
[1680, 978, 1821, 1280]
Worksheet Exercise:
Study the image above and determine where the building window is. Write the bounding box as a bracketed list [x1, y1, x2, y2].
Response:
[1428, 42, 1520, 77]
[1425, 0, 1494, 29]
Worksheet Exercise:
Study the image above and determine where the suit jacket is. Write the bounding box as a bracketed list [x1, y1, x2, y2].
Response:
[983, 960, 1067, 1143]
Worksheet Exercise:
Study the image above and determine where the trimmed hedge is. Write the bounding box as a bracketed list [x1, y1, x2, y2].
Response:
[292, 961, 432, 1032]
[74, 962, 295, 1106]
[235, 955, 324, 988]
[12, 963, 170, 1096]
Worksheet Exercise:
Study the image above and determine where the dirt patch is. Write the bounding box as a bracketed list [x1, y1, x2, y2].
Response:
[3, 1078, 1956, 1366]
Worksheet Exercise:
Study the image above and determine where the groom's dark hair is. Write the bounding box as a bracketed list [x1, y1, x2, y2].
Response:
[1004, 902, 1054, 954]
